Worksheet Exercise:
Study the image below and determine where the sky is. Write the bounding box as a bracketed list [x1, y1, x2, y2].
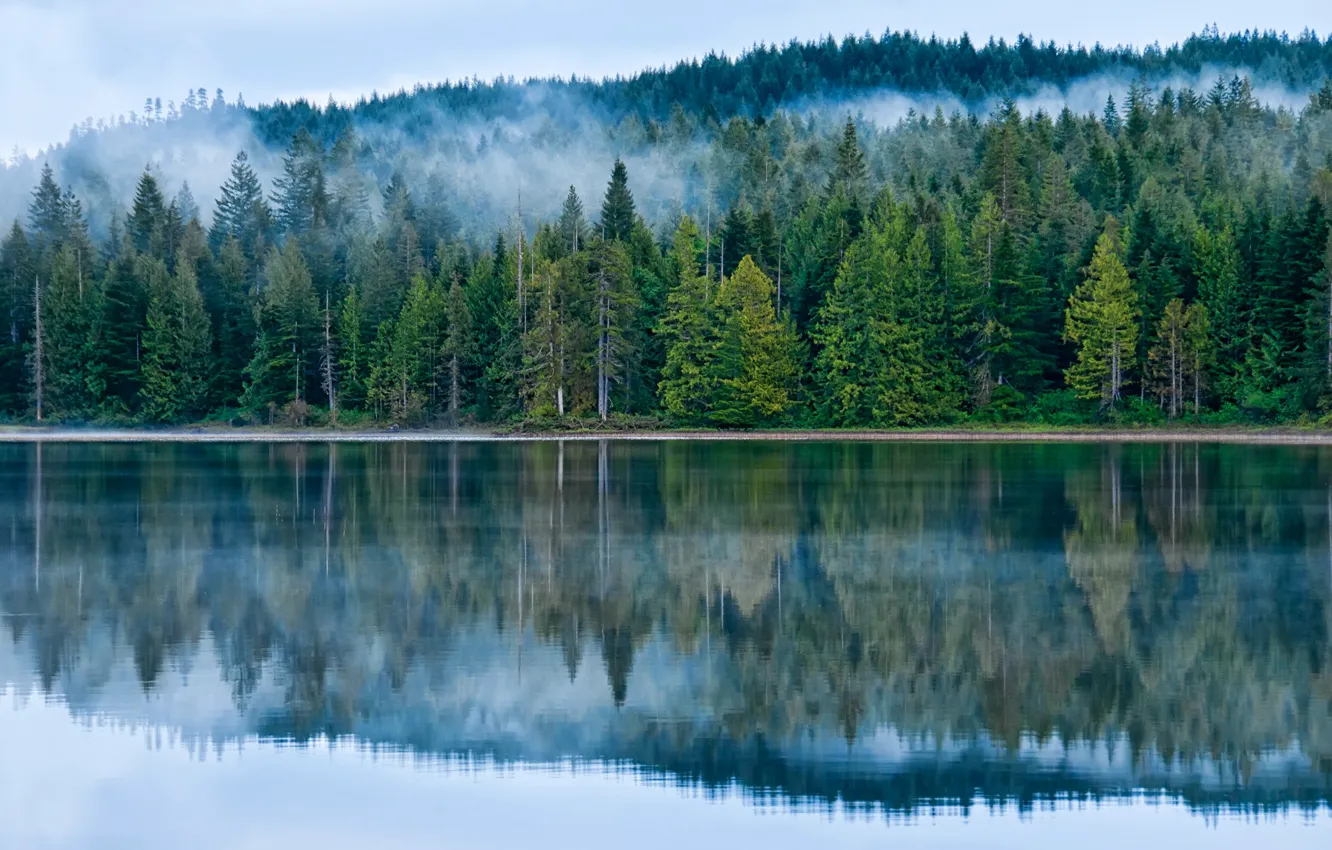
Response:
[1, 1, 1330, 155]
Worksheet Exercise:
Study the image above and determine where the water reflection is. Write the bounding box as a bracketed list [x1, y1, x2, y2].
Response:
[1, 440, 1330, 818]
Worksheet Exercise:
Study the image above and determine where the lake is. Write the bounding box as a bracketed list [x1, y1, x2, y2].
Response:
[1, 439, 1329, 848]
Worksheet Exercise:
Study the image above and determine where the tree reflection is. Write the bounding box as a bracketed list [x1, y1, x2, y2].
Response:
[0, 439, 1330, 814]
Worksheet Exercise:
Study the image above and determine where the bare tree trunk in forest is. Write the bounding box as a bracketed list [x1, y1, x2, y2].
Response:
[597, 268, 608, 422]
[32, 275, 43, 422]
[321, 293, 337, 422]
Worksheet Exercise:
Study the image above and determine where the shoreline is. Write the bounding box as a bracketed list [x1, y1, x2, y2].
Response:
[3, 426, 1332, 444]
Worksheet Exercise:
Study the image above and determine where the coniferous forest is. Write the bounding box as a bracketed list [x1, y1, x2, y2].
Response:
[4, 29, 1332, 428]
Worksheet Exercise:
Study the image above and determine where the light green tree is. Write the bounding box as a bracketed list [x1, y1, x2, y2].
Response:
[711, 256, 800, 427]
[1065, 232, 1139, 408]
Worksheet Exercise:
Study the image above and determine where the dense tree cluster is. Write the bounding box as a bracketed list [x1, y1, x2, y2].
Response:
[4, 66, 1332, 426]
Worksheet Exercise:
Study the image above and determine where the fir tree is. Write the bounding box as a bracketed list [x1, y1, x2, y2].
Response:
[711, 256, 800, 426]
[211, 151, 273, 266]
[658, 217, 717, 423]
[127, 170, 169, 259]
[1065, 232, 1139, 408]
[599, 159, 636, 242]
[139, 260, 212, 422]
[243, 239, 320, 412]
[557, 185, 590, 256]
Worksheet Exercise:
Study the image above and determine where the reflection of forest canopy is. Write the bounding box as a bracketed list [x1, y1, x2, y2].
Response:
[1, 441, 1330, 813]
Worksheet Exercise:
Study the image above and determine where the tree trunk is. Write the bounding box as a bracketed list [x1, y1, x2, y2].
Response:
[33, 275, 42, 422]
[597, 272, 608, 422]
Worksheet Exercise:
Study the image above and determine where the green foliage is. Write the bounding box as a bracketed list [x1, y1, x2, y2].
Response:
[242, 239, 319, 412]
[139, 260, 213, 422]
[710, 257, 801, 427]
[5, 42, 1332, 428]
[1065, 232, 1140, 408]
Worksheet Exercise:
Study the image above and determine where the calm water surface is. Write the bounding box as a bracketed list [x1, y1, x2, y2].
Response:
[1, 440, 1329, 848]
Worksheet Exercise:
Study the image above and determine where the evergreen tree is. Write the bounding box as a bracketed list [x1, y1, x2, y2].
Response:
[658, 217, 717, 423]
[28, 164, 67, 256]
[599, 159, 636, 242]
[272, 129, 329, 237]
[139, 260, 212, 421]
[0, 221, 33, 411]
[40, 245, 103, 419]
[711, 256, 800, 426]
[211, 151, 273, 266]
[1065, 232, 1140, 408]
[557, 185, 590, 256]
[441, 277, 474, 425]
[211, 236, 256, 407]
[127, 170, 169, 258]
[829, 118, 868, 199]
[337, 285, 367, 411]
[243, 239, 320, 413]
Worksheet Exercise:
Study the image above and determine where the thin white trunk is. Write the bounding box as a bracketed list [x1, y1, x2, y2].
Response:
[33, 275, 42, 422]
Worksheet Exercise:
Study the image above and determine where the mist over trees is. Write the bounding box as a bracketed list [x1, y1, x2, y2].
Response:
[3, 28, 1332, 426]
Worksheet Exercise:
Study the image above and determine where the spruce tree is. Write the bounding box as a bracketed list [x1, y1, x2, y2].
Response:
[127, 170, 169, 258]
[211, 151, 273, 266]
[558, 186, 590, 256]
[712, 256, 799, 427]
[1065, 232, 1139, 408]
[0, 222, 33, 411]
[139, 260, 212, 422]
[337, 285, 367, 411]
[441, 277, 474, 425]
[41, 245, 103, 419]
[829, 117, 868, 199]
[243, 240, 320, 412]
[599, 159, 636, 242]
[658, 216, 717, 423]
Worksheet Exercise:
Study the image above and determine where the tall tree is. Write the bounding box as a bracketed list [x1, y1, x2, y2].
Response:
[1065, 232, 1140, 408]
[599, 159, 636, 242]
[139, 260, 212, 422]
[243, 240, 320, 413]
[711, 256, 800, 427]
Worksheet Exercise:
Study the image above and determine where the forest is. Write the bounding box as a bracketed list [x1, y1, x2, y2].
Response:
[3, 29, 1332, 427]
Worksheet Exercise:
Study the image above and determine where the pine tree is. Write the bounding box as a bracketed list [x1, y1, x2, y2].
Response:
[557, 185, 590, 256]
[0, 222, 33, 411]
[243, 239, 320, 413]
[211, 236, 255, 407]
[592, 240, 638, 420]
[599, 159, 636, 242]
[1065, 232, 1140, 408]
[441, 277, 474, 425]
[40, 245, 103, 419]
[829, 118, 868, 199]
[337, 285, 367, 411]
[127, 170, 169, 258]
[272, 130, 329, 237]
[1147, 298, 1188, 417]
[1183, 302, 1212, 412]
[211, 151, 273, 266]
[28, 164, 68, 256]
[139, 260, 212, 422]
[1193, 225, 1244, 397]
[658, 217, 717, 423]
[367, 274, 441, 422]
[711, 256, 800, 427]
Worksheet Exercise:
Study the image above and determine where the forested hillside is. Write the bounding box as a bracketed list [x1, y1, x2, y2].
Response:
[3, 28, 1332, 427]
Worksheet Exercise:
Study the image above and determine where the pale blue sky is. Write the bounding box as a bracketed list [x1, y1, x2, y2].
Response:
[1, 1, 1329, 153]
